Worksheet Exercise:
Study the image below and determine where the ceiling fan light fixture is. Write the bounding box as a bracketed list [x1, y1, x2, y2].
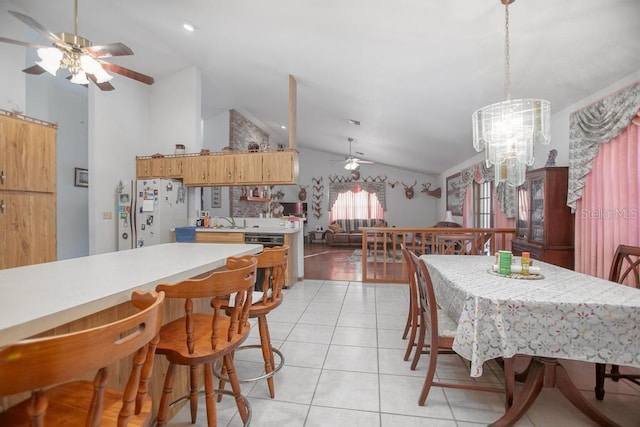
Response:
[36, 47, 63, 75]
[79, 54, 113, 83]
[70, 69, 90, 85]
[344, 160, 359, 170]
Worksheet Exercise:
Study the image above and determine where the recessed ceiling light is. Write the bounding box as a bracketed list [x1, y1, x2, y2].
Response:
[348, 119, 361, 126]
[281, 125, 287, 129]
[183, 23, 195, 32]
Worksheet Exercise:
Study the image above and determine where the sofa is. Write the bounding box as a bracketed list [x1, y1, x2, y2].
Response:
[325, 218, 388, 247]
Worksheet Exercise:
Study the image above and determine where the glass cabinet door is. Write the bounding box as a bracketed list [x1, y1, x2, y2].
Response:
[516, 181, 529, 240]
[530, 177, 545, 242]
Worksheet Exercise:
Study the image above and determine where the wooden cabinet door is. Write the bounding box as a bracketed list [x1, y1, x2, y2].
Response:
[136, 158, 152, 178]
[0, 115, 56, 193]
[208, 154, 235, 184]
[151, 158, 166, 177]
[263, 151, 295, 183]
[182, 156, 210, 185]
[165, 157, 184, 178]
[0, 191, 56, 269]
[235, 154, 263, 184]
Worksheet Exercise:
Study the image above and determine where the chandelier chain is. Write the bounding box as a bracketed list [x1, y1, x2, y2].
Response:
[504, 3, 511, 101]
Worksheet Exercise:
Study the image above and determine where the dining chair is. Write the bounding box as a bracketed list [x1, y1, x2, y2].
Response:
[401, 246, 424, 364]
[594, 244, 640, 401]
[407, 251, 514, 406]
[0, 290, 164, 426]
[155, 255, 257, 427]
[216, 245, 288, 399]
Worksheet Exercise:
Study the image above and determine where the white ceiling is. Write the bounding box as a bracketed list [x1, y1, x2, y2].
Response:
[5, 0, 640, 175]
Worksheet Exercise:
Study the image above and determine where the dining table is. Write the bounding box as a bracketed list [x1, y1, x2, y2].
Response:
[421, 254, 640, 427]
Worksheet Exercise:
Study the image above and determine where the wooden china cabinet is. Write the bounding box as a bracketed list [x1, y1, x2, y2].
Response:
[511, 167, 575, 270]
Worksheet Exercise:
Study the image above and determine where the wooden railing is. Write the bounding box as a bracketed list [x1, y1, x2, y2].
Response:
[360, 227, 516, 283]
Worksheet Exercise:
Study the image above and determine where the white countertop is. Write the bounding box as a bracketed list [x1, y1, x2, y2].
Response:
[0, 243, 262, 347]
[195, 226, 301, 234]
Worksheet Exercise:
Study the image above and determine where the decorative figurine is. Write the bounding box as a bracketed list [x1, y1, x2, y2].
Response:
[545, 149, 558, 167]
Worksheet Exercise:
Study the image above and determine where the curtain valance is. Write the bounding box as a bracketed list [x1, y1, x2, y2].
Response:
[328, 182, 387, 211]
[452, 163, 517, 218]
[568, 82, 640, 211]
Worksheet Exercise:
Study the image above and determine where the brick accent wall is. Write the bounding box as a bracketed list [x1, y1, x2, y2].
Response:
[229, 110, 270, 217]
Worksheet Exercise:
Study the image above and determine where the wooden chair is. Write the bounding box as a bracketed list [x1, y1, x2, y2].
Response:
[595, 244, 640, 400]
[216, 246, 288, 399]
[407, 251, 514, 406]
[0, 290, 164, 426]
[154, 255, 257, 427]
[401, 245, 421, 362]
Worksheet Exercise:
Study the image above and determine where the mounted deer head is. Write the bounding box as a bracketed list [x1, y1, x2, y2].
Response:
[421, 183, 442, 199]
[402, 180, 417, 199]
[298, 185, 309, 201]
[388, 180, 399, 188]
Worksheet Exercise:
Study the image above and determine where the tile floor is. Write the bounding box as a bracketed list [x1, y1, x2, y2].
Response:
[170, 279, 640, 426]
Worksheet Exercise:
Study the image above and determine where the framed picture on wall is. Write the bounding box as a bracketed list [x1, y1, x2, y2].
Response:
[446, 172, 463, 216]
[211, 186, 222, 208]
[74, 167, 89, 188]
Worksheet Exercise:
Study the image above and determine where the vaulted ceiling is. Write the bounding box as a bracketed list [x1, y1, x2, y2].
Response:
[5, 0, 640, 174]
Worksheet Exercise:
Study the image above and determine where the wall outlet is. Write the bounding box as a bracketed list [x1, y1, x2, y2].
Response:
[103, 211, 113, 220]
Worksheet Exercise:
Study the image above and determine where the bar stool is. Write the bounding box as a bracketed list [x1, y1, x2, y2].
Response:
[0, 290, 164, 426]
[154, 255, 257, 427]
[216, 245, 288, 398]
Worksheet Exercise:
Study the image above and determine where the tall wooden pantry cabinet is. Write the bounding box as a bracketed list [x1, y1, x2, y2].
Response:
[511, 167, 574, 270]
[0, 111, 57, 269]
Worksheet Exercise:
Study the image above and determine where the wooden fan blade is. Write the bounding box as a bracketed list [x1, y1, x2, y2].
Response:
[86, 42, 134, 58]
[0, 36, 49, 50]
[23, 64, 47, 75]
[8, 11, 64, 45]
[87, 73, 115, 91]
[100, 62, 154, 85]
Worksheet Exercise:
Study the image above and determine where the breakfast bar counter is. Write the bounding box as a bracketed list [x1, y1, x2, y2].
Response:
[0, 243, 262, 347]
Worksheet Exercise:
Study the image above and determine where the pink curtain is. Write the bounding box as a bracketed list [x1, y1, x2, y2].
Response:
[462, 186, 474, 227]
[575, 120, 640, 279]
[493, 188, 515, 251]
[329, 186, 384, 222]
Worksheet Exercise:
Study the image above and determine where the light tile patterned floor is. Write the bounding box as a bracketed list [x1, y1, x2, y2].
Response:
[169, 279, 640, 426]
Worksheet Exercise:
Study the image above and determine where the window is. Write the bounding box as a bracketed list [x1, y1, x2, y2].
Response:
[330, 186, 384, 222]
[473, 181, 493, 228]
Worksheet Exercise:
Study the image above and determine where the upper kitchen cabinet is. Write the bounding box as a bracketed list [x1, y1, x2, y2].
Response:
[209, 154, 235, 184]
[136, 157, 153, 178]
[0, 114, 56, 193]
[164, 156, 184, 178]
[235, 153, 263, 183]
[182, 155, 210, 185]
[263, 151, 298, 184]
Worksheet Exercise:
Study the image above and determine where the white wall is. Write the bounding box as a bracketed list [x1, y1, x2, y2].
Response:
[286, 147, 439, 232]
[0, 3, 26, 112]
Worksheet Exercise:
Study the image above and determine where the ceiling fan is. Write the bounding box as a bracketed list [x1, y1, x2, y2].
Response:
[0, 0, 154, 91]
[334, 137, 375, 171]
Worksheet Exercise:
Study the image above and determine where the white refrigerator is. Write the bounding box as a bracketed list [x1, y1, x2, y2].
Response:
[117, 178, 188, 250]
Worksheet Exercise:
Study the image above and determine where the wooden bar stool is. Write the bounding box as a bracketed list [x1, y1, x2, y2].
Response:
[0, 290, 164, 426]
[216, 246, 288, 399]
[154, 255, 257, 427]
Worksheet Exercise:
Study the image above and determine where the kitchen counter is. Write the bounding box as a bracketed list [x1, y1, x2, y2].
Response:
[0, 243, 262, 347]
[196, 226, 302, 234]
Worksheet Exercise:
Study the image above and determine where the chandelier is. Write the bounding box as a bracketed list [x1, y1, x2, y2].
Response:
[36, 33, 113, 85]
[472, 0, 550, 187]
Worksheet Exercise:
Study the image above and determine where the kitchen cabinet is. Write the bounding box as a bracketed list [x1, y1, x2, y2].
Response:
[136, 150, 299, 186]
[0, 113, 57, 269]
[263, 151, 297, 183]
[209, 154, 235, 184]
[194, 231, 245, 244]
[164, 156, 184, 178]
[511, 167, 574, 270]
[182, 155, 210, 185]
[136, 158, 153, 178]
[235, 153, 263, 183]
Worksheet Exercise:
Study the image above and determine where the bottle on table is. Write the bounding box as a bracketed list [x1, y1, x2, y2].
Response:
[521, 252, 530, 276]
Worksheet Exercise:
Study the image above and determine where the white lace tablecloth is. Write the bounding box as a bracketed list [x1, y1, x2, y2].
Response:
[421, 255, 640, 377]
